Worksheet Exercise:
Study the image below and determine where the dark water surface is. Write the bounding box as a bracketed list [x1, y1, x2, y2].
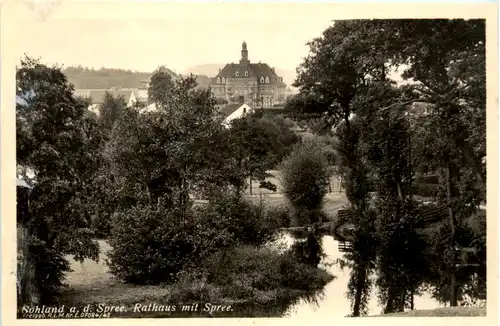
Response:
[279, 234, 444, 318]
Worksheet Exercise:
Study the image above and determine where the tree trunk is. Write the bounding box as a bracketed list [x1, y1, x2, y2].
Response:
[446, 164, 458, 307]
[138, 178, 152, 205]
[399, 289, 406, 312]
[408, 135, 412, 192]
[384, 287, 397, 314]
[344, 114, 351, 136]
[455, 131, 486, 198]
[17, 223, 41, 306]
[352, 263, 367, 317]
[397, 181, 404, 202]
[249, 173, 253, 196]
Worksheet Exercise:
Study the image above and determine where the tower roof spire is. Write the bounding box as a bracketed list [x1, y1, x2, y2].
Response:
[240, 41, 249, 64]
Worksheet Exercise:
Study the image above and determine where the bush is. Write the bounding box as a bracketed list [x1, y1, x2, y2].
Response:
[416, 174, 440, 184]
[199, 192, 282, 246]
[288, 234, 324, 267]
[258, 114, 302, 164]
[90, 212, 111, 239]
[107, 191, 285, 285]
[106, 205, 204, 284]
[279, 246, 333, 291]
[201, 246, 283, 291]
[412, 182, 439, 198]
[267, 204, 292, 228]
[198, 244, 333, 298]
[215, 98, 228, 105]
[280, 140, 330, 225]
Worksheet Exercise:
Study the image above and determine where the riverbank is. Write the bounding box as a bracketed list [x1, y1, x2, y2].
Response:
[372, 307, 486, 317]
[53, 239, 334, 318]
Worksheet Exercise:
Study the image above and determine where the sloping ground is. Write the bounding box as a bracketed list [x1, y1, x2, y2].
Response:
[59, 239, 334, 318]
[373, 307, 486, 317]
[245, 170, 343, 196]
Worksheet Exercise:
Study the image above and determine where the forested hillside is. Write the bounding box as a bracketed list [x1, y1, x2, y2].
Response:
[63, 66, 210, 90]
[63, 66, 156, 89]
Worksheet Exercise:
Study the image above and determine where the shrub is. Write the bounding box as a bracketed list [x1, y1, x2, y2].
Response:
[416, 174, 440, 184]
[297, 234, 324, 266]
[199, 244, 334, 298]
[254, 114, 302, 165]
[107, 191, 285, 285]
[106, 205, 206, 284]
[267, 204, 292, 228]
[90, 212, 111, 239]
[199, 191, 281, 246]
[280, 140, 330, 225]
[215, 98, 228, 105]
[202, 246, 282, 291]
[412, 182, 439, 198]
[279, 246, 333, 291]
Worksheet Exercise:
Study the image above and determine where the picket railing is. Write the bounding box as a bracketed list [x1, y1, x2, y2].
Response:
[338, 241, 353, 252]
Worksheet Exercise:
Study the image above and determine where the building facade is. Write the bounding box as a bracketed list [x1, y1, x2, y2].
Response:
[210, 42, 287, 108]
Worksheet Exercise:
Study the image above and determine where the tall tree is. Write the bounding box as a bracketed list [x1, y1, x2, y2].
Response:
[291, 18, 486, 312]
[98, 92, 127, 132]
[226, 114, 279, 195]
[16, 56, 104, 305]
[293, 20, 395, 316]
[383, 20, 486, 306]
[108, 71, 233, 214]
[383, 19, 486, 197]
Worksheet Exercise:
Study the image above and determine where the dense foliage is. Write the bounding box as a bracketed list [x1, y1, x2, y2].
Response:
[16, 56, 106, 304]
[63, 66, 175, 89]
[104, 68, 305, 285]
[291, 19, 486, 315]
[280, 140, 330, 226]
[98, 92, 127, 132]
[106, 194, 283, 284]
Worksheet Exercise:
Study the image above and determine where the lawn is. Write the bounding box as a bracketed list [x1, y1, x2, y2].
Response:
[244, 170, 347, 221]
[244, 170, 343, 197]
[60, 179, 348, 311]
[58, 214, 337, 318]
[373, 307, 487, 317]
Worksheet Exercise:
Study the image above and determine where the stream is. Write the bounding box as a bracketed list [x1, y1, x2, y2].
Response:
[276, 233, 445, 317]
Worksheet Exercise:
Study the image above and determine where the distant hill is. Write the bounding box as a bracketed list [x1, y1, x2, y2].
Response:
[63, 66, 177, 89]
[184, 64, 298, 88]
[63, 64, 295, 91]
[183, 64, 225, 78]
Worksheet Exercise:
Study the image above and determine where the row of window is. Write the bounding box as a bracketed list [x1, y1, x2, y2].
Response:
[216, 76, 270, 84]
[235, 71, 249, 77]
[213, 86, 275, 93]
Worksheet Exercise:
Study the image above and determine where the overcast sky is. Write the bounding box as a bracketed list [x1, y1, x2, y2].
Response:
[12, 2, 342, 74]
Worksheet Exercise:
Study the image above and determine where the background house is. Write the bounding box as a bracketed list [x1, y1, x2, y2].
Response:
[221, 103, 254, 127]
[210, 42, 287, 108]
[74, 88, 138, 113]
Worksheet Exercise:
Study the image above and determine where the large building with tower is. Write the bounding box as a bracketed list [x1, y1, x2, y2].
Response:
[210, 42, 287, 108]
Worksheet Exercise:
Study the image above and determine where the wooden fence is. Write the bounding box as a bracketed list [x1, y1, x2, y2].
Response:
[338, 241, 354, 252]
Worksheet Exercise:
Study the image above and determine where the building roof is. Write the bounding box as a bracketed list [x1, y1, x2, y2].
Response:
[17, 177, 32, 189]
[213, 62, 281, 83]
[210, 42, 284, 85]
[219, 103, 242, 117]
[218, 103, 254, 119]
[74, 89, 137, 104]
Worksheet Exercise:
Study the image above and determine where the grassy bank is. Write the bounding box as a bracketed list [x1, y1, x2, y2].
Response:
[373, 307, 486, 317]
[53, 240, 334, 318]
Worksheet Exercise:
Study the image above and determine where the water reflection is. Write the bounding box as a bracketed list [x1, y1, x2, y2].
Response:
[273, 233, 445, 317]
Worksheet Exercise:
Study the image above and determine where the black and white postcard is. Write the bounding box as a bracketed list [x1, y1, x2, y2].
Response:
[1, 1, 498, 326]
